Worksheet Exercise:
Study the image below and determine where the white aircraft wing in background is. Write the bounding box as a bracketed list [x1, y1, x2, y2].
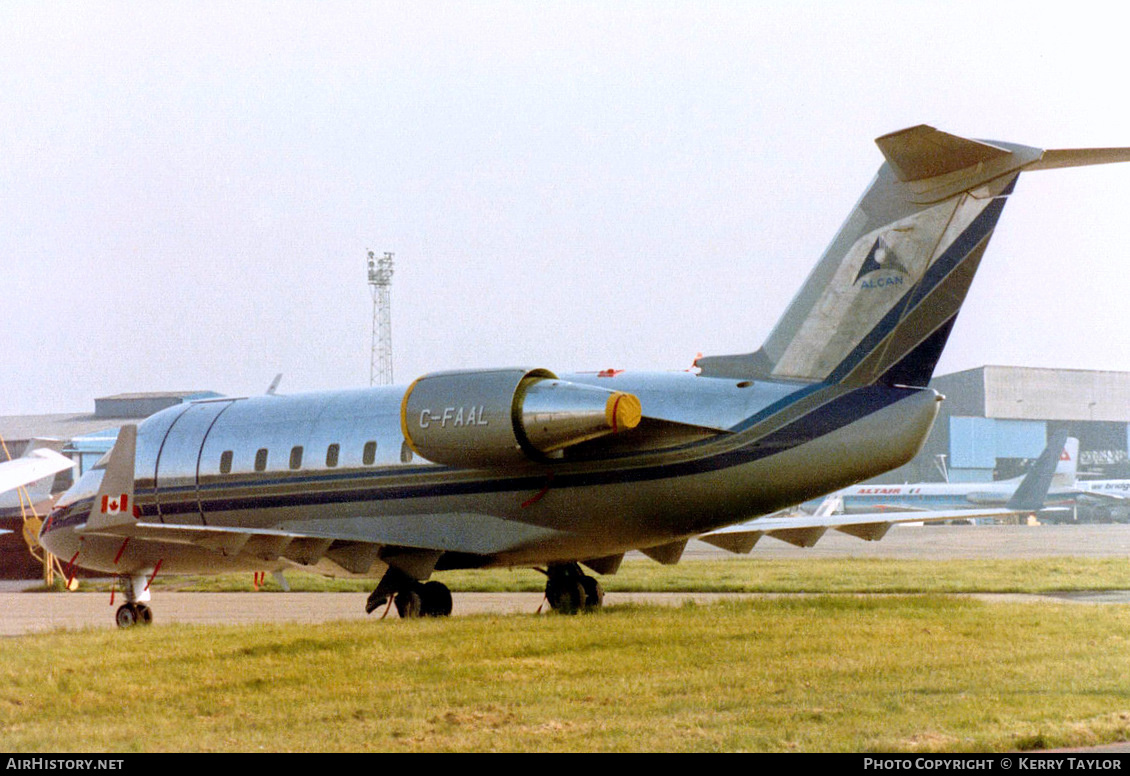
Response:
[0, 448, 74, 498]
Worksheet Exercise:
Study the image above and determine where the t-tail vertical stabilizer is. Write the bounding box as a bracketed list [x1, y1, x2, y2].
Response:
[1053, 436, 1079, 489]
[1007, 430, 1070, 512]
[698, 126, 1130, 388]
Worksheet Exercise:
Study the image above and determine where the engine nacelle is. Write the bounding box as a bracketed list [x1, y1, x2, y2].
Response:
[400, 368, 642, 468]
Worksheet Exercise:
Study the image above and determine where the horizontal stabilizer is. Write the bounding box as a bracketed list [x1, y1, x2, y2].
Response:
[1025, 148, 1130, 171]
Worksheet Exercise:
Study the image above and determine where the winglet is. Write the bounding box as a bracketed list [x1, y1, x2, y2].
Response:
[83, 425, 137, 533]
[1007, 430, 1069, 512]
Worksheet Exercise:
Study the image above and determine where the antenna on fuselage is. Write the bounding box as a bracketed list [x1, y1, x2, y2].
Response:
[367, 250, 395, 386]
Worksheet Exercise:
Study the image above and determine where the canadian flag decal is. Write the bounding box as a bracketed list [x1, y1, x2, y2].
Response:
[101, 494, 129, 515]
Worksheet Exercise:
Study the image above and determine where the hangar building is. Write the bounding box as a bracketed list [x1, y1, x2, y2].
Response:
[877, 366, 1130, 485]
[0, 391, 220, 579]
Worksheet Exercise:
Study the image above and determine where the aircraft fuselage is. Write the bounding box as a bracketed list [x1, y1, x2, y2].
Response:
[42, 373, 940, 577]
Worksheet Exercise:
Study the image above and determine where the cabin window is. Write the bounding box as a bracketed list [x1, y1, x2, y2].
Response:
[255, 448, 269, 472]
[400, 441, 413, 464]
[363, 441, 377, 465]
[219, 450, 233, 474]
[289, 446, 304, 470]
[326, 444, 340, 468]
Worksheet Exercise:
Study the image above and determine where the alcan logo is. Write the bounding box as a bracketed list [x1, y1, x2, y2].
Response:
[854, 236, 909, 288]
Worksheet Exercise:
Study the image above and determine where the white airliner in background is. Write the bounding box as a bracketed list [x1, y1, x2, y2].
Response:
[0, 441, 75, 521]
[700, 431, 1070, 553]
[1077, 481, 1130, 500]
[822, 435, 1077, 515]
[39, 125, 1130, 627]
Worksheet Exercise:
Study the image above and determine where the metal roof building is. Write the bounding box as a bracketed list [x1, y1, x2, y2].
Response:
[0, 391, 222, 579]
[0, 390, 223, 472]
[878, 366, 1130, 484]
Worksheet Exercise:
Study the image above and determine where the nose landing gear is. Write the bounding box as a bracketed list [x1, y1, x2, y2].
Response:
[115, 602, 153, 628]
[114, 573, 155, 629]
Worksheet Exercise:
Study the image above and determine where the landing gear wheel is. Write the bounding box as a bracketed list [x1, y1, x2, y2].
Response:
[545, 563, 604, 614]
[580, 576, 604, 611]
[370, 568, 455, 619]
[135, 604, 154, 625]
[420, 581, 453, 617]
[115, 604, 138, 629]
[546, 578, 586, 614]
[394, 589, 423, 619]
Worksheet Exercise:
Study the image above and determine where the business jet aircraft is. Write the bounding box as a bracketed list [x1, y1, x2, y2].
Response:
[40, 125, 1130, 627]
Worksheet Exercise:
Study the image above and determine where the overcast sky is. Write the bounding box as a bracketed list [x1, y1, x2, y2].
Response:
[3, 1, 1128, 415]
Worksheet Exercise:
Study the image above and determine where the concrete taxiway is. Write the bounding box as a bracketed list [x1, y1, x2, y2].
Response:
[9, 588, 1129, 636]
[5, 523, 1130, 634]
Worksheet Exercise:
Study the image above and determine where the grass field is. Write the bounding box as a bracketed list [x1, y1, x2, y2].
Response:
[140, 556, 1130, 595]
[8, 557, 1130, 752]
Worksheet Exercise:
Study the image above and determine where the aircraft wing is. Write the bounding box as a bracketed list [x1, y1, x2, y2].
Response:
[1073, 488, 1130, 503]
[72, 519, 394, 573]
[72, 515, 548, 574]
[699, 507, 1023, 554]
[0, 448, 75, 496]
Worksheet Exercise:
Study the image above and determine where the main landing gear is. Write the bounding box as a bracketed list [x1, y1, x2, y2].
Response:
[115, 602, 153, 628]
[365, 567, 453, 618]
[543, 563, 604, 614]
[114, 574, 155, 629]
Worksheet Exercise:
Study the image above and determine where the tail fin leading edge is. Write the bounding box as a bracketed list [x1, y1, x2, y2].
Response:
[698, 126, 1130, 388]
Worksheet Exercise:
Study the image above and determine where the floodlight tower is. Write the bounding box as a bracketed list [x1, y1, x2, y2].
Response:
[368, 250, 395, 386]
